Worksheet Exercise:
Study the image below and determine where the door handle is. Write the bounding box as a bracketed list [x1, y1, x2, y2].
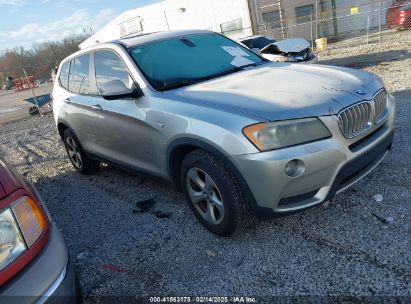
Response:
[91, 104, 103, 111]
[63, 98, 70, 104]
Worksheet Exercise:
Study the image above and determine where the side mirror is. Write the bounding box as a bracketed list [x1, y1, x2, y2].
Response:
[99, 80, 144, 100]
[251, 48, 262, 56]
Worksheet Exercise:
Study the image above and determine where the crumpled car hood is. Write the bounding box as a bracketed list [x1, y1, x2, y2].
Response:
[262, 38, 311, 54]
[173, 62, 384, 121]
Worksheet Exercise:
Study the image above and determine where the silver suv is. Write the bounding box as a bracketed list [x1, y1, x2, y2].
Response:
[53, 30, 395, 236]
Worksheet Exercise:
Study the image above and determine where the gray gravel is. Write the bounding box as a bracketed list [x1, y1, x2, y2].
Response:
[0, 35, 410, 303]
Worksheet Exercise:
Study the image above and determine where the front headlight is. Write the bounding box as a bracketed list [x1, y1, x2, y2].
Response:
[243, 118, 331, 151]
[0, 196, 47, 272]
[0, 209, 26, 271]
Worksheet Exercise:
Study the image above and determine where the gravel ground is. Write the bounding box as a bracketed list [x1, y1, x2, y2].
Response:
[319, 29, 411, 92]
[0, 34, 410, 303]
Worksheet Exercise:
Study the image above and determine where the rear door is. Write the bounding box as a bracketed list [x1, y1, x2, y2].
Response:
[53, 61, 71, 123]
[63, 53, 103, 152]
[89, 50, 153, 172]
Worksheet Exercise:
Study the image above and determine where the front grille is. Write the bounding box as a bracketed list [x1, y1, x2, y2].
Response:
[338, 102, 372, 138]
[338, 89, 388, 139]
[373, 90, 387, 122]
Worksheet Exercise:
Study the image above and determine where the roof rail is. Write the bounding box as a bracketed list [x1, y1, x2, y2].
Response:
[111, 32, 159, 47]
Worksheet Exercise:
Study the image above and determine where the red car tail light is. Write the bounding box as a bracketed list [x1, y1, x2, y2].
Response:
[0, 191, 49, 286]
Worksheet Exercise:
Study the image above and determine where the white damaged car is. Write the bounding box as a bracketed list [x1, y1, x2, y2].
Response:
[239, 35, 317, 63]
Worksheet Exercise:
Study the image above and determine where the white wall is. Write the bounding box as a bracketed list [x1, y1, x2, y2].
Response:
[80, 0, 252, 49]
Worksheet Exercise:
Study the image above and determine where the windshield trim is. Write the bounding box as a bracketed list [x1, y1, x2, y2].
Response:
[127, 32, 268, 92]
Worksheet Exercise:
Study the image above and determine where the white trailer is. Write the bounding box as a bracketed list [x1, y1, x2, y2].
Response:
[80, 0, 253, 49]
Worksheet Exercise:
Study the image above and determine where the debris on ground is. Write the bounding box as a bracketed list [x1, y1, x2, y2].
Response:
[135, 198, 156, 212]
[373, 194, 384, 202]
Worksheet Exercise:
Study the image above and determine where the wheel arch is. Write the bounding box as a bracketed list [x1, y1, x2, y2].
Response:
[57, 119, 70, 139]
[166, 137, 268, 217]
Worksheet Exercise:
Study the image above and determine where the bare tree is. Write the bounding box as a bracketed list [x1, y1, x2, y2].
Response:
[0, 34, 90, 88]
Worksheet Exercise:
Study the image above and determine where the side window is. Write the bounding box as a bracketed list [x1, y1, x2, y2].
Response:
[94, 51, 133, 93]
[68, 54, 96, 95]
[58, 61, 70, 90]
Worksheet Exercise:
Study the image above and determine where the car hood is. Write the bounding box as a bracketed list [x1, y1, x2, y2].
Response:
[262, 38, 310, 54]
[173, 62, 384, 121]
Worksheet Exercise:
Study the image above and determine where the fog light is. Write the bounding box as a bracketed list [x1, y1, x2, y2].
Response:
[285, 159, 305, 177]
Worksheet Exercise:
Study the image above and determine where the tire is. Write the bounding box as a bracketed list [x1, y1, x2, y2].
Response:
[75, 271, 84, 304]
[29, 106, 39, 116]
[63, 129, 99, 174]
[180, 149, 255, 236]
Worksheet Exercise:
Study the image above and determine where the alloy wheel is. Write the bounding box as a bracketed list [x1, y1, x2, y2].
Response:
[186, 167, 225, 225]
[65, 137, 83, 169]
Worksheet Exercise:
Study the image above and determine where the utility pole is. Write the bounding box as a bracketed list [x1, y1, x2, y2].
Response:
[48, 42, 58, 65]
[20, 47, 41, 114]
[331, 0, 338, 39]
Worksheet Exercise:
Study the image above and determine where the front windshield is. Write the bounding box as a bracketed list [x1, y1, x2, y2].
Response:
[129, 33, 265, 91]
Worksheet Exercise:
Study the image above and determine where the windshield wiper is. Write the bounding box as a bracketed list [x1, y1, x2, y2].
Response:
[159, 78, 199, 90]
[197, 62, 264, 82]
[160, 62, 264, 91]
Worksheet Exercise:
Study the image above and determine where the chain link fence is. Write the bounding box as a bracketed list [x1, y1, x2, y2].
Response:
[222, 0, 410, 52]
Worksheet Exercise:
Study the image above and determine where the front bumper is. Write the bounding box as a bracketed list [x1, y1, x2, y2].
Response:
[0, 224, 76, 304]
[231, 95, 395, 215]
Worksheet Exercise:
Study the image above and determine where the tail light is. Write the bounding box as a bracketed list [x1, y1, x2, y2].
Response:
[400, 11, 406, 16]
[0, 193, 49, 286]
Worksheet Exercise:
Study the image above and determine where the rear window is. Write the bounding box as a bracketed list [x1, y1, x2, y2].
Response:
[68, 54, 96, 95]
[58, 61, 70, 90]
[246, 37, 276, 49]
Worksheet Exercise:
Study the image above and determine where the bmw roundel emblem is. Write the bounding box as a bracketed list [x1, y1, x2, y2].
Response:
[355, 89, 366, 95]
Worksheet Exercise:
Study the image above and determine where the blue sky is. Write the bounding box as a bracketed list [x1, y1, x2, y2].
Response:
[0, 0, 160, 51]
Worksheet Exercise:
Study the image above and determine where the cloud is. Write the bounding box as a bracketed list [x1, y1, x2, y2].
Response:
[41, 0, 97, 9]
[0, 0, 27, 6]
[0, 8, 117, 49]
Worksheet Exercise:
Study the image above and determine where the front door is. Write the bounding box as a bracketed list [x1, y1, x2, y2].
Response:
[90, 50, 156, 173]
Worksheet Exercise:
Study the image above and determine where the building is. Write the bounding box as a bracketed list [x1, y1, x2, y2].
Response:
[80, 0, 396, 49]
[248, 0, 396, 42]
[80, 0, 254, 49]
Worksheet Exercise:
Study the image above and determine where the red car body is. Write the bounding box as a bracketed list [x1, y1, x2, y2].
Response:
[387, 0, 411, 28]
[0, 159, 76, 303]
[0, 160, 50, 286]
